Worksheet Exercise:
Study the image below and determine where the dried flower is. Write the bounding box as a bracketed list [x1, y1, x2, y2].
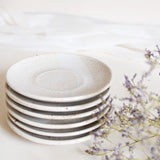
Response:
[86, 46, 160, 160]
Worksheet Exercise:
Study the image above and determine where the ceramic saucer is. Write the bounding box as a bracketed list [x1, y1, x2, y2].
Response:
[9, 114, 103, 137]
[6, 86, 110, 112]
[6, 96, 109, 120]
[6, 53, 111, 102]
[7, 115, 93, 145]
[7, 104, 109, 129]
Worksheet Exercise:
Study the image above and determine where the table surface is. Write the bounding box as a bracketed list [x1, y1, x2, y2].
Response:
[0, 12, 160, 160]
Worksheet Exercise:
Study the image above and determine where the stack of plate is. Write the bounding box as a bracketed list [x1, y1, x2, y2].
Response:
[5, 53, 112, 145]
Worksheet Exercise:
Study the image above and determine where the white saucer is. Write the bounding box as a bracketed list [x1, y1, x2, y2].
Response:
[6, 86, 110, 112]
[6, 53, 111, 102]
[7, 115, 92, 145]
[7, 104, 109, 129]
[6, 96, 109, 120]
[8, 114, 102, 137]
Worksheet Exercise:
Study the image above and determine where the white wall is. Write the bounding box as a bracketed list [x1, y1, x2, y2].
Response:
[0, 0, 160, 25]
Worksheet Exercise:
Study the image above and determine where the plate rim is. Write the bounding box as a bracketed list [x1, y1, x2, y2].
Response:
[6, 95, 109, 120]
[7, 115, 92, 145]
[7, 104, 109, 129]
[8, 114, 102, 137]
[6, 85, 110, 112]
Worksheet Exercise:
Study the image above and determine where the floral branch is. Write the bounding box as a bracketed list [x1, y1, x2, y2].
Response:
[86, 46, 160, 160]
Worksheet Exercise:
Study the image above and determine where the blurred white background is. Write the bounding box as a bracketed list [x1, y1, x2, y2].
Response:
[0, 0, 160, 25]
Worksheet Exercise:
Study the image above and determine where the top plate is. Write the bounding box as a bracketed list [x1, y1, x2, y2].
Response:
[6, 53, 111, 102]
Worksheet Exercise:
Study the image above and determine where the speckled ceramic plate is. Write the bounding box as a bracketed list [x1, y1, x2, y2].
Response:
[6, 86, 110, 112]
[6, 53, 111, 102]
[7, 104, 109, 129]
[7, 115, 93, 145]
[6, 96, 109, 120]
[8, 114, 103, 137]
